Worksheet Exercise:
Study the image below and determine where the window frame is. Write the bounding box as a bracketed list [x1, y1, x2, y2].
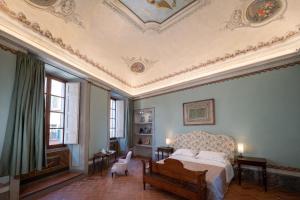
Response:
[45, 75, 66, 149]
[110, 98, 117, 139]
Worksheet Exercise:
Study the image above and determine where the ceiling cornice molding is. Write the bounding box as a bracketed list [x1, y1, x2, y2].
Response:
[134, 57, 300, 100]
[1, 1, 300, 93]
[0, 40, 18, 54]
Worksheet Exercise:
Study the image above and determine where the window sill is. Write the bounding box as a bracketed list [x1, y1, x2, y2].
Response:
[110, 137, 125, 140]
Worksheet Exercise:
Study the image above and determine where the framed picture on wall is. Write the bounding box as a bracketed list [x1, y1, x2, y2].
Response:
[183, 99, 215, 125]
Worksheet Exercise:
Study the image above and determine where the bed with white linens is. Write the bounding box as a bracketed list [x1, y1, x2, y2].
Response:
[158, 131, 236, 200]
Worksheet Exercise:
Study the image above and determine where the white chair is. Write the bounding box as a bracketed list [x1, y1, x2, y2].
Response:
[111, 151, 132, 177]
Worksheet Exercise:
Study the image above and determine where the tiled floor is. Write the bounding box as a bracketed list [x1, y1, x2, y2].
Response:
[39, 158, 300, 200]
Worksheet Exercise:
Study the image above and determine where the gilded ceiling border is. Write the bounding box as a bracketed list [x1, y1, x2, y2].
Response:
[136, 61, 300, 100]
[0, 42, 18, 54]
[0, 1, 300, 89]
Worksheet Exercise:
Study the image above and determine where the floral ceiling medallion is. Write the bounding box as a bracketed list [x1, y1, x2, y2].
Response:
[246, 0, 282, 23]
[122, 57, 157, 74]
[225, 0, 287, 30]
[131, 62, 145, 73]
[104, 0, 210, 32]
[25, 0, 84, 27]
[28, 0, 58, 7]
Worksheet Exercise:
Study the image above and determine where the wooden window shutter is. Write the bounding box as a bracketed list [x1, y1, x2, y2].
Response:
[64, 82, 80, 144]
[116, 100, 125, 138]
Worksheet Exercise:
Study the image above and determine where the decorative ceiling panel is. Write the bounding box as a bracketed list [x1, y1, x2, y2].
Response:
[120, 0, 196, 24]
[225, 0, 287, 30]
[104, 0, 210, 32]
[25, 0, 83, 27]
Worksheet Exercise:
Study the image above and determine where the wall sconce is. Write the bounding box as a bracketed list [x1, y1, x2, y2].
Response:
[166, 138, 171, 146]
[237, 143, 244, 157]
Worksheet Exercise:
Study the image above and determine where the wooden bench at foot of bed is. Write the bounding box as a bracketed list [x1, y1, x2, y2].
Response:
[142, 159, 207, 200]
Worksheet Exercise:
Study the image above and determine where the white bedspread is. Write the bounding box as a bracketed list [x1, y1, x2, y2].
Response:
[168, 154, 234, 200]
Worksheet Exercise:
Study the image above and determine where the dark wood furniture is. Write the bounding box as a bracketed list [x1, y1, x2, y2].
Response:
[107, 150, 117, 164]
[20, 148, 70, 184]
[142, 159, 207, 200]
[92, 152, 107, 175]
[156, 146, 174, 160]
[110, 138, 120, 156]
[237, 156, 267, 192]
[92, 151, 117, 175]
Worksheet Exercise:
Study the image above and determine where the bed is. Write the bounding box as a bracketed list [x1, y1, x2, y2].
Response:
[158, 131, 236, 200]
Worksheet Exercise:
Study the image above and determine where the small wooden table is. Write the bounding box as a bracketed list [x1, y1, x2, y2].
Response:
[107, 150, 117, 163]
[156, 147, 174, 160]
[92, 152, 107, 175]
[92, 150, 117, 175]
[237, 156, 267, 192]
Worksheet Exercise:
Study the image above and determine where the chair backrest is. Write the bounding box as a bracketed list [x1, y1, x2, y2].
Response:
[125, 151, 132, 163]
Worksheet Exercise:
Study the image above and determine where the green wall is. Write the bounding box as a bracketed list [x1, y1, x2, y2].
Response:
[0, 49, 16, 156]
[135, 66, 300, 168]
[89, 85, 109, 158]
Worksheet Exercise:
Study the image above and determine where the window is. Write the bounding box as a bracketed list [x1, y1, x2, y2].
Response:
[45, 76, 66, 147]
[110, 98, 116, 138]
[110, 98, 125, 138]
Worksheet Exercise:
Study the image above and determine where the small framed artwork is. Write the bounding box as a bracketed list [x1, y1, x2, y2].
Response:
[183, 99, 215, 125]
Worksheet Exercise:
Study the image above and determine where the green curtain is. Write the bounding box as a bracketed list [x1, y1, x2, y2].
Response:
[125, 98, 134, 149]
[0, 53, 45, 176]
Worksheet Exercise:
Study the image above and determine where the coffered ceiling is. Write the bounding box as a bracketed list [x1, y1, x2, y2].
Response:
[0, 0, 300, 97]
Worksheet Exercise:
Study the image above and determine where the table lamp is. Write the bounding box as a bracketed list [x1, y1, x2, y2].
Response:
[237, 143, 244, 157]
[166, 138, 171, 147]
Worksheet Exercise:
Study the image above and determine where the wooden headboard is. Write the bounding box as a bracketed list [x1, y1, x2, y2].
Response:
[170, 131, 236, 160]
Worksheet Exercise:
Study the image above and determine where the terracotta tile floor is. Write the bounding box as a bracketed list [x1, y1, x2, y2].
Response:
[39, 158, 300, 200]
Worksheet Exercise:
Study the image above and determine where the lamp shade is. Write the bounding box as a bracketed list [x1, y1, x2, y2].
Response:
[166, 138, 171, 145]
[237, 143, 244, 154]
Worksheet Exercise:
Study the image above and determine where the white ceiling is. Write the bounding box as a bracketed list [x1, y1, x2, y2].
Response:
[1, 0, 300, 97]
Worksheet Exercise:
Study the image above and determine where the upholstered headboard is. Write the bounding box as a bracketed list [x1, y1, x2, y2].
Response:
[170, 131, 236, 161]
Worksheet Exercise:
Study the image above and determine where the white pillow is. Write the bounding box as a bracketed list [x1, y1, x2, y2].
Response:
[196, 151, 227, 163]
[172, 149, 196, 157]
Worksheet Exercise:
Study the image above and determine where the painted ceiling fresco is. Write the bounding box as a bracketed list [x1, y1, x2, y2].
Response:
[246, 0, 282, 23]
[119, 0, 196, 24]
[28, 0, 58, 7]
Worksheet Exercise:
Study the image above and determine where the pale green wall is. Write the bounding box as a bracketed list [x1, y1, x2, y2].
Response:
[89, 85, 109, 158]
[135, 66, 300, 168]
[0, 49, 16, 156]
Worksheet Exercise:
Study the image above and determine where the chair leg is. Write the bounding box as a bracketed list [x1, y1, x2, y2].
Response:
[111, 172, 114, 178]
[143, 182, 146, 190]
[125, 170, 128, 176]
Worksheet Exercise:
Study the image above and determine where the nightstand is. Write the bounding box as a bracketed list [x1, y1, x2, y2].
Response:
[237, 156, 267, 192]
[156, 147, 174, 160]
